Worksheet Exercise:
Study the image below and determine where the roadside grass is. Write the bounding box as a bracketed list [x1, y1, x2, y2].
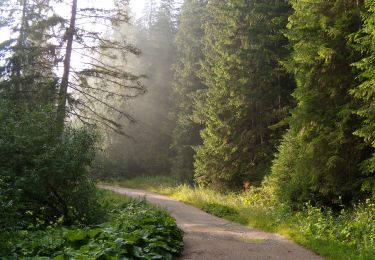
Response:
[106, 175, 181, 191]
[110, 176, 375, 260]
[1, 189, 183, 259]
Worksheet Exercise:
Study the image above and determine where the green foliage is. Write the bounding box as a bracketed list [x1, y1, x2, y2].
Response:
[0, 191, 183, 259]
[271, 0, 371, 207]
[296, 200, 375, 250]
[270, 130, 313, 206]
[0, 0, 61, 104]
[195, 0, 294, 190]
[0, 101, 102, 229]
[170, 0, 207, 182]
[351, 0, 375, 195]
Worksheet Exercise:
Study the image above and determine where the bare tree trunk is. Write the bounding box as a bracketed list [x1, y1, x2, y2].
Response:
[57, 0, 77, 130]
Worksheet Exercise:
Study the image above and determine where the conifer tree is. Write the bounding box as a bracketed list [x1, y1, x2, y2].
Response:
[195, 0, 294, 189]
[352, 0, 375, 195]
[56, 0, 143, 131]
[0, 0, 143, 132]
[170, 0, 207, 181]
[271, 0, 370, 207]
[0, 0, 62, 104]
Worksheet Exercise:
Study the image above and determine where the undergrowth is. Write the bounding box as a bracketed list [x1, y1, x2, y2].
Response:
[111, 176, 375, 260]
[0, 190, 183, 259]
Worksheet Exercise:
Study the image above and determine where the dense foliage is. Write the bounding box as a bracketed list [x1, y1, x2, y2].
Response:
[170, 0, 207, 182]
[0, 1, 182, 258]
[0, 102, 102, 229]
[0, 0, 144, 233]
[352, 0, 375, 195]
[0, 192, 183, 259]
[98, 0, 375, 208]
[194, 0, 294, 189]
[270, 0, 372, 207]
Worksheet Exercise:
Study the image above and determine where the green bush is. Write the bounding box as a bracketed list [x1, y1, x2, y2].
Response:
[269, 130, 314, 209]
[0, 101, 103, 229]
[1, 192, 184, 259]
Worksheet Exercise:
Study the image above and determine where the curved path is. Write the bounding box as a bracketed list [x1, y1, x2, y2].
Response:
[101, 185, 322, 260]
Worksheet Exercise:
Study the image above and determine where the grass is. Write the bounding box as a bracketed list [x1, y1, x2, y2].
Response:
[107, 176, 375, 260]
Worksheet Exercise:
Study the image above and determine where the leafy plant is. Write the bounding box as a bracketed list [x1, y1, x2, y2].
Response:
[0, 101, 103, 229]
[1, 191, 184, 259]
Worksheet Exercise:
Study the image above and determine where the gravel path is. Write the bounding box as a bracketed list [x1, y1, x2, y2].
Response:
[101, 185, 323, 260]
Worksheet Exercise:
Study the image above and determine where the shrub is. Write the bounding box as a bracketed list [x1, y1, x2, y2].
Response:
[0, 101, 103, 229]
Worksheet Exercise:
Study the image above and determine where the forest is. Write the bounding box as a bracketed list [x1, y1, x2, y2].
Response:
[0, 0, 374, 259]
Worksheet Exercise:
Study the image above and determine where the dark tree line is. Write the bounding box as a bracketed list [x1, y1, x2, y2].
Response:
[116, 0, 374, 208]
[270, 0, 369, 207]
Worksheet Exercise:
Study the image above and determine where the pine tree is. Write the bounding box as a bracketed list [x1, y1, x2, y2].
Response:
[195, 0, 294, 190]
[170, 0, 207, 181]
[271, 0, 370, 207]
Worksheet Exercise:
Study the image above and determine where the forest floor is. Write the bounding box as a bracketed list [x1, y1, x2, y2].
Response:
[101, 185, 322, 260]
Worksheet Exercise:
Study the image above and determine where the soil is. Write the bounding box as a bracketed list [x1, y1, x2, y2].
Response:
[102, 185, 323, 260]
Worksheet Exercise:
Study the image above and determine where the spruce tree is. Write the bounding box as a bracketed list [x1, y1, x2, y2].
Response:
[352, 0, 375, 195]
[271, 0, 370, 207]
[0, 0, 62, 105]
[170, 0, 207, 181]
[195, 0, 294, 190]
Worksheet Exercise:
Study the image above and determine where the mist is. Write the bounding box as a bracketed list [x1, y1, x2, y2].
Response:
[94, 0, 179, 179]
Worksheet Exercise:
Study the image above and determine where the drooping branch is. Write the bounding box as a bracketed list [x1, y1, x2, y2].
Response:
[67, 83, 136, 123]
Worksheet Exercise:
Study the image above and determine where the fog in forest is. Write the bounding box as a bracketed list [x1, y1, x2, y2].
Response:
[94, 0, 181, 179]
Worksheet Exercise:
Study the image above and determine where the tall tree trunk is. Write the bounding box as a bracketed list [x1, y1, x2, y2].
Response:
[57, 0, 77, 130]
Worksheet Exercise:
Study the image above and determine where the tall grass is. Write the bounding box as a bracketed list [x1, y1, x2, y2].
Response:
[111, 176, 375, 260]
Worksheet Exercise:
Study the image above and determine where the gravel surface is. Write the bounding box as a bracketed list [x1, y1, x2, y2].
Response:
[101, 185, 323, 260]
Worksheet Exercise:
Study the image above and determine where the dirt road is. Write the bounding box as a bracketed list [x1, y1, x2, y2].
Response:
[102, 186, 323, 260]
